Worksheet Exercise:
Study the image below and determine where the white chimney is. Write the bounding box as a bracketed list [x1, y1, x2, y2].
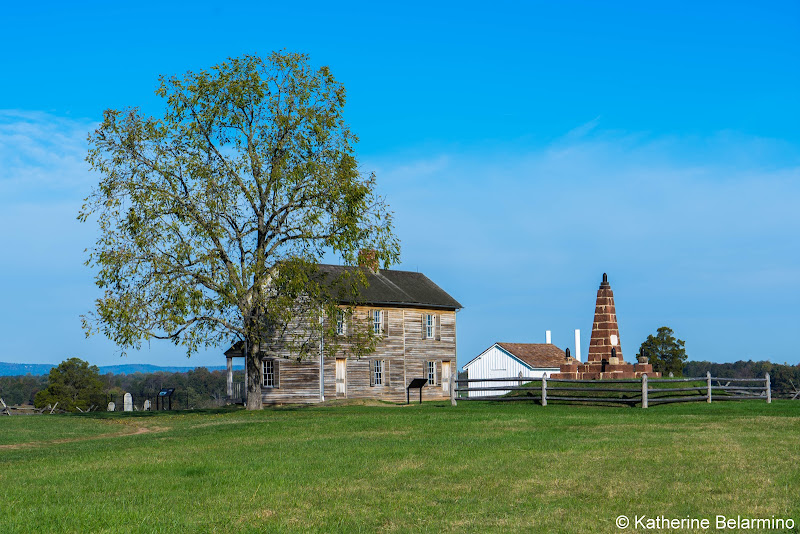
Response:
[546, 330, 552, 344]
[574, 329, 581, 362]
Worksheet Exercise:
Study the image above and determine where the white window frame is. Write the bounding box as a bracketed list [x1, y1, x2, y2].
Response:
[427, 360, 436, 385]
[425, 314, 435, 339]
[262, 360, 275, 388]
[336, 310, 346, 336]
[374, 359, 383, 386]
[373, 310, 383, 335]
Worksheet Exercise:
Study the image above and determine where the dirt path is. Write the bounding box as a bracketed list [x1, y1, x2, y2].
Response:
[0, 424, 167, 450]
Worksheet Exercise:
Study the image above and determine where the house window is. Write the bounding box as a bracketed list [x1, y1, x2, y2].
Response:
[373, 310, 382, 335]
[262, 360, 275, 388]
[374, 359, 383, 386]
[427, 361, 436, 385]
[336, 310, 345, 335]
[422, 313, 439, 340]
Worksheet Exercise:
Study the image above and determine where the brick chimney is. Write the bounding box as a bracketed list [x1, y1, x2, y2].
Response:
[357, 249, 379, 272]
[587, 273, 624, 363]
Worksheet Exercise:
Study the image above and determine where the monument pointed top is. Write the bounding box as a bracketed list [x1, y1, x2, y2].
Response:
[600, 273, 610, 289]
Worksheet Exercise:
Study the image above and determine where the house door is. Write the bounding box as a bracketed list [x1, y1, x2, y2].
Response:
[335, 359, 347, 396]
[442, 361, 451, 395]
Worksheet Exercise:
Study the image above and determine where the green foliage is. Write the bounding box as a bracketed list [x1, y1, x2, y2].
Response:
[33, 358, 106, 412]
[81, 51, 400, 409]
[1, 366, 242, 410]
[637, 326, 688, 376]
[100, 367, 244, 409]
[0, 375, 47, 405]
[684, 360, 800, 396]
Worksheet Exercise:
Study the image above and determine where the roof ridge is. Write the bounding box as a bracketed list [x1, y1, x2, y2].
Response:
[498, 342, 554, 346]
[313, 263, 461, 310]
[370, 271, 417, 302]
[319, 263, 428, 275]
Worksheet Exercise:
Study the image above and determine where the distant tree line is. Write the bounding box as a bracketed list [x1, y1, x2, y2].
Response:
[0, 358, 244, 410]
[103, 366, 244, 410]
[684, 360, 800, 397]
[0, 375, 48, 405]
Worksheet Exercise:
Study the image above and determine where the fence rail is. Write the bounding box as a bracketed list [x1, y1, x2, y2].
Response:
[454, 372, 771, 408]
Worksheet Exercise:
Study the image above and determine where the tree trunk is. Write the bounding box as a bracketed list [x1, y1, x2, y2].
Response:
[245, 340, 263, 410]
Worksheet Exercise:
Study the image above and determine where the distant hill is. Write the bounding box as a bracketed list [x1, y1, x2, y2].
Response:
[0, 362, 243, 377]
[96, 364, 241, 375]
[0, 363, 56, 376]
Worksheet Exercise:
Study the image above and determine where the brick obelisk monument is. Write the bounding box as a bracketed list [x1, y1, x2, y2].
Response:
[552, 273, 659, 379]
[588, 273, 623, 364]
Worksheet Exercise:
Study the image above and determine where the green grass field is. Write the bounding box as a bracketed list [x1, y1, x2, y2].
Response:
[1, 400, 798, 533]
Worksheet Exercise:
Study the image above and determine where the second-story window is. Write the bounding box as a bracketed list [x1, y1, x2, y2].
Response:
[336, 310, 345, 335]
[423, 313, 439, 340]
[426, 314, 435, 339]
[373, 310, 382, 335]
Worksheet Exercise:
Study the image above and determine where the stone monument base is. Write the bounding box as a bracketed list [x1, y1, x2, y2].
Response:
[550, 360, 660, 380]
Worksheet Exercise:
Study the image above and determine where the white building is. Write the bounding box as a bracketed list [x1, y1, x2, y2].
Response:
[462, 342, 566, 397]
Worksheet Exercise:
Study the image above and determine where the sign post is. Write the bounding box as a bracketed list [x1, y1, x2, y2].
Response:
[407, 378, 427, 404]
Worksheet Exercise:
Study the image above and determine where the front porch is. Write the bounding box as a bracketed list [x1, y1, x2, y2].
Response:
[225, 342, 246, 404]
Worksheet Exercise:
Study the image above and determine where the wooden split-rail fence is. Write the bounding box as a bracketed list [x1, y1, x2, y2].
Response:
[453, 372, 771, 408]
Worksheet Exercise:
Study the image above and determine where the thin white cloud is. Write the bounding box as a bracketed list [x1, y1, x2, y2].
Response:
[2, 111, 799, 365]
[0, 109, 96, 199]
[560, 115, 602, 142]
[0, 111, 225, 367]
[364, 130, 800, 363]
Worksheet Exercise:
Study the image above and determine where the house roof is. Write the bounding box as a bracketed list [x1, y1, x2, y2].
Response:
[496, 342, 566, 368]
[497, 342, 567, 367]
[462, 342, 567, 370]
[316, 264, 462, 311]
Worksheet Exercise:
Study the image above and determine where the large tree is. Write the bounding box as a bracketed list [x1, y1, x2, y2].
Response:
[637, 326, 688, 376]
[34, 358, 106, 412]
[81, 52, 400, 409]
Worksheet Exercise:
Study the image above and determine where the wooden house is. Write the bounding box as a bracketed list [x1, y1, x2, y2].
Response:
[462, 342, 565, 397]
[225, 264, 462, 404]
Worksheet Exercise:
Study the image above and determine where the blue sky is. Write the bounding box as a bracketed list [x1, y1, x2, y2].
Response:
[1, 1, 798, 368]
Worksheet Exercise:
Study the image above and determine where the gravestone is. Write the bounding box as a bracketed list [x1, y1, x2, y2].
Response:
[143, 399, 151, 411]
[123, 393, 133, 412]
[107, 402, 115, 412]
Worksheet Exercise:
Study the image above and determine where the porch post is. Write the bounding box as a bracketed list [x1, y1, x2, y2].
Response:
[450, 362, 457, 406]
[226, 356, 233, 399]
[319, 313, 325, 403]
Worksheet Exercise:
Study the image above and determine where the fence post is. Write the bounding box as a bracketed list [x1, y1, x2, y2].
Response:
[541, 376, 547, 407]
[641, 374, 648, 409]
[450, 367, 457, 407]
[766, 373, 771, 404]
[707, 371, 712, 403]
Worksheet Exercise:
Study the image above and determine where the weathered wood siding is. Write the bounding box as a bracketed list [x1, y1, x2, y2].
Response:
[259, 306, 456, 404]
[262, 358, 319, 404]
